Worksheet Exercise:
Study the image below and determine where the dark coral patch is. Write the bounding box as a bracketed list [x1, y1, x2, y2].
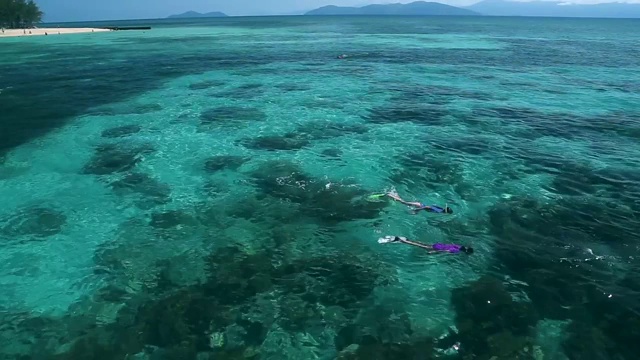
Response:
[429, 137, 494, 156]
[393, 151, 465, 186]
[364, 106, 447, 125]
[111, 172, 171, 208]
[214, 83, 264, 99]
[83, 143, 155, 175]
[292, 120, 369, 141]
[132, 103, 163, 115]
[188, 80, 226, 90]
[91, 103, 163, 116]
[450, 276, 539, 359]
[562, 274, 640, 360]
[203, 155, 249, 173]
[249, 160, 388, 222]
[101, 125, 142, 138]
[321, 148, 343, 159]
[487, 194, 639, 326]
[248, 159, 310, 201]
[150, 210, 198, 230]
[275, 83, 311, 92]
[336, 338, 435, 360]
[11, 232, 405, 359]
[524, 152, 640, 198]
[1, 206, 67, 239]
[240, 134, 310, 151]
[473, 106, 640, 141]
[384, 83, 495, 107]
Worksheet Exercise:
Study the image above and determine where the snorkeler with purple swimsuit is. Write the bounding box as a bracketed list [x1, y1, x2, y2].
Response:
[378, 236, 474, 255]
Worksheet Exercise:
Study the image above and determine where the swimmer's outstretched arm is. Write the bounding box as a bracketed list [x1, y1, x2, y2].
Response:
[399, 237, 434, 251]
[387, 193, 423, 208]
[380, 236, 438, 253]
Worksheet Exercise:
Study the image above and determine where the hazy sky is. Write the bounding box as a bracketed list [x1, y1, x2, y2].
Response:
[37, 0, 640, 22]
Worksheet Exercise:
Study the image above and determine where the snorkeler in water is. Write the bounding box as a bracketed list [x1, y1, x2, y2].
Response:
[378, 236, 474, 254]
[386, 191, 453, 215]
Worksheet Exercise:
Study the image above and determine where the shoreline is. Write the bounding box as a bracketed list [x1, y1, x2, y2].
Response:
[0, 28, 112, 38]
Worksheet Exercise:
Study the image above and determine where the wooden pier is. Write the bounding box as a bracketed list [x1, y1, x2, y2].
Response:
[103, 26, 151, 31]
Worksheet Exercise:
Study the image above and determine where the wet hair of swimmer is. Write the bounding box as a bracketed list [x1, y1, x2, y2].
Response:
[445, 207, 453, 214]
[460, 246, 474, 254]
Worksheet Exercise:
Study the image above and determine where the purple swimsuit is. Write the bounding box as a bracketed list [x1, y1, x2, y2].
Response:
[432, 243, 462, 253]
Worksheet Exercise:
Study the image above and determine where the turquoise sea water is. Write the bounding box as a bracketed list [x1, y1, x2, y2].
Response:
[1, 16, 639, 359]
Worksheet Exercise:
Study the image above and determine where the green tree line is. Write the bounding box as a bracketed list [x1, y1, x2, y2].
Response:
[0, 0, 43, 28]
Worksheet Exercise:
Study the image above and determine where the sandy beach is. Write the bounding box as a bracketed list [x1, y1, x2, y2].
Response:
[0, 27, 111, 37]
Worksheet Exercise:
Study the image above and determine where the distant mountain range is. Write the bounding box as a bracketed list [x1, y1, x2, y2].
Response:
[167, 11, 228, 19]
[467, 0, 640, 18]
[303, 0, 640, 18]
[166, 1, 640, 19]
[305, 1, 480, 16]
